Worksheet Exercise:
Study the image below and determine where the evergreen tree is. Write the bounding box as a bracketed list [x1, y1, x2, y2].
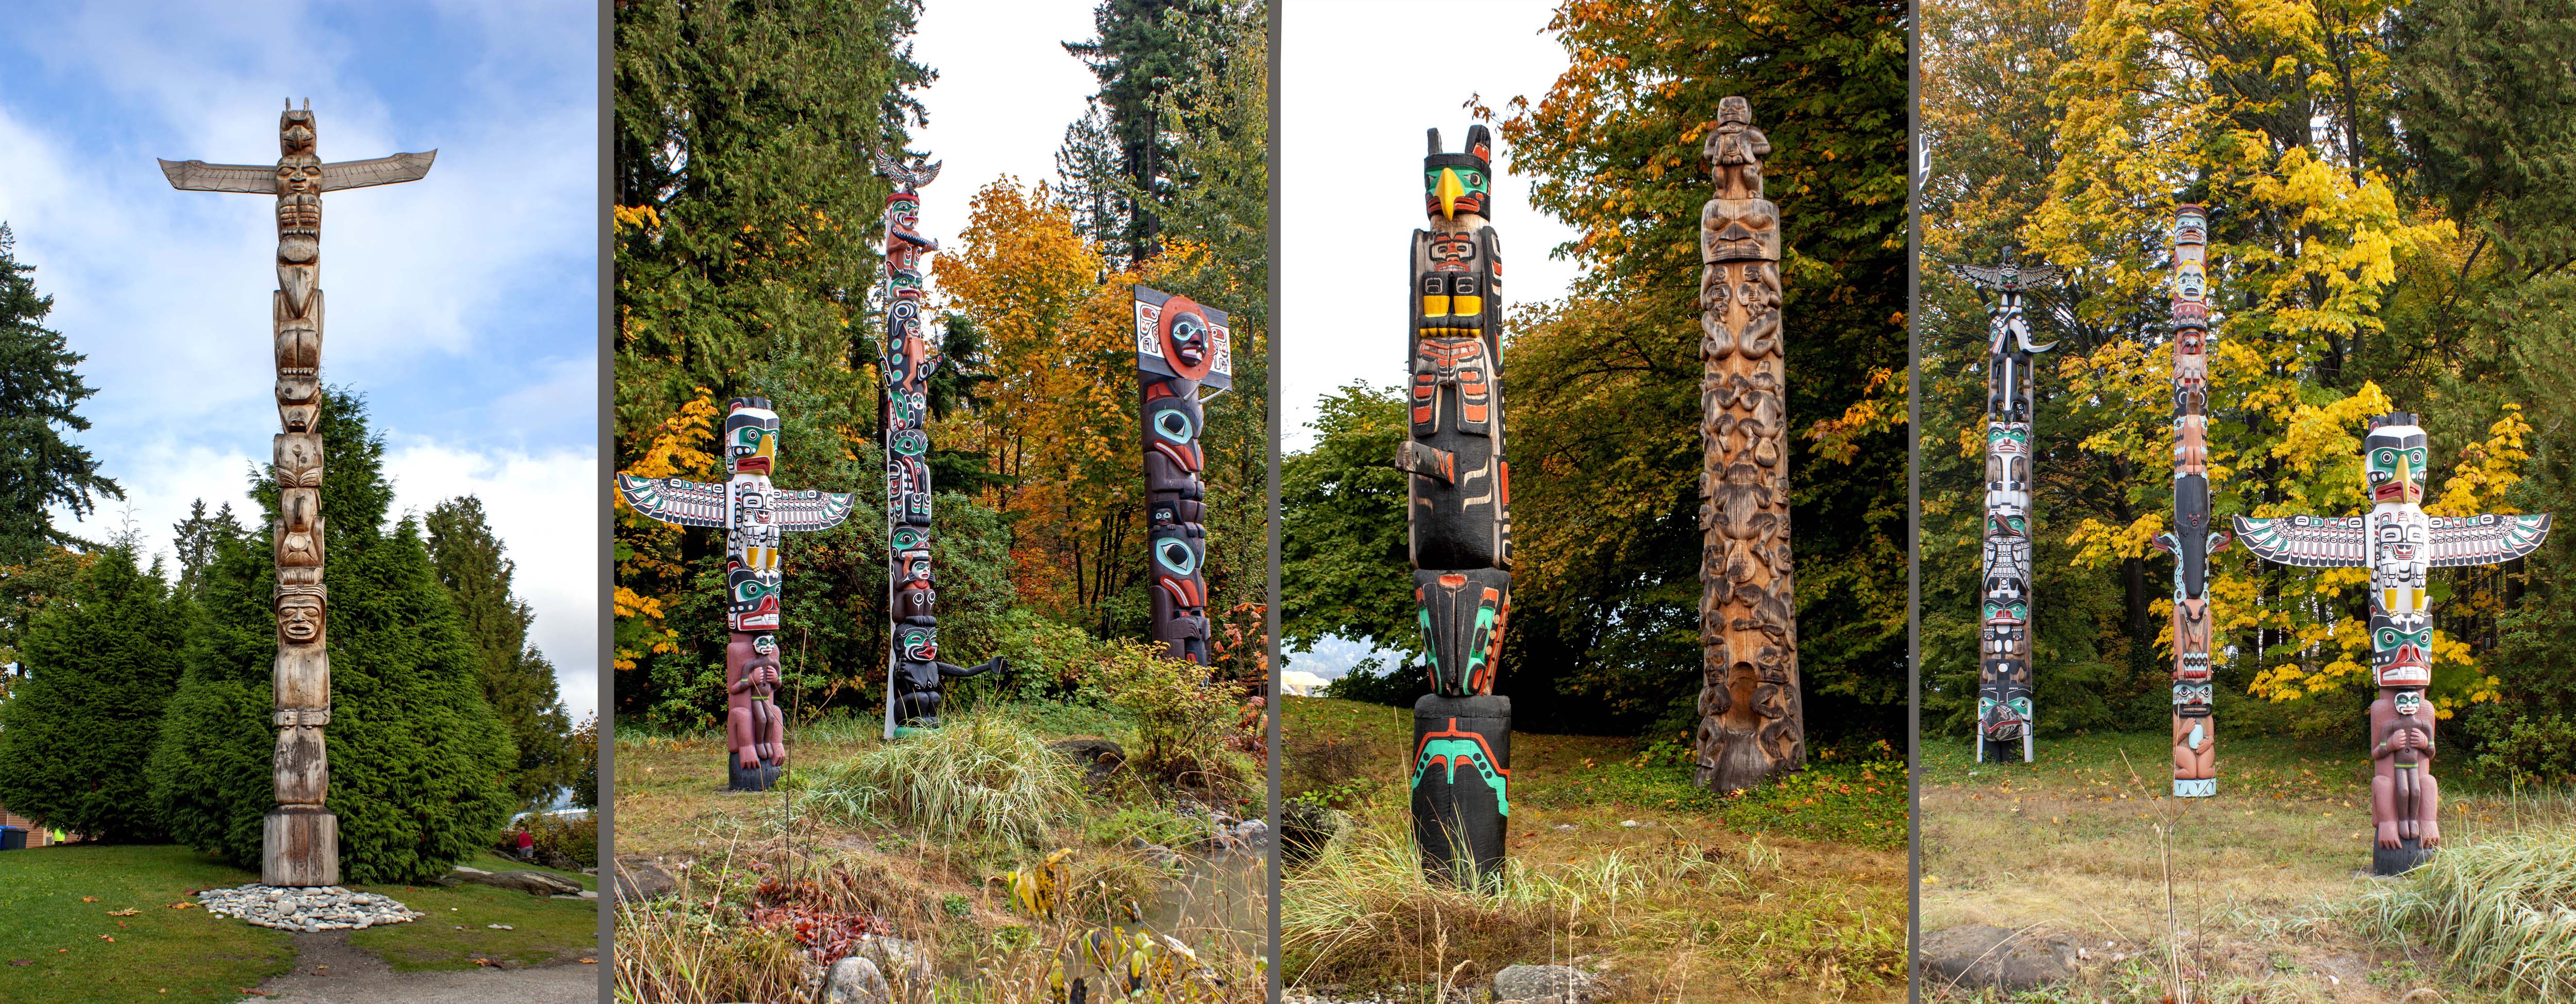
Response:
[1055, 98, 1130, 252]
[1063, 0, 1210, 264]
[150, 390, 515, 882]
[0, 223, 122, 565]
[425, 495, 575, 812]
[0, 537, 186, 841]
[171, 498, 246, 602]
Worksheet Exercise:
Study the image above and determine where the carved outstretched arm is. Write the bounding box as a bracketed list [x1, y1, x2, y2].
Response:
[937, 656, 1006, 679]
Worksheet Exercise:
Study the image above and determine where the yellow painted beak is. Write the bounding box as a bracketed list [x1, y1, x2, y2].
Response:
[1436, 167, 1465, 219]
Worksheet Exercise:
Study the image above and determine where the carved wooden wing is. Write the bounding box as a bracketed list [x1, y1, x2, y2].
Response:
[617, 475, 728, 528]
[158, 159, 275, 193]
[320, 152, 437, 191]
[2426, 513, 2551, 566]
[872, 149, 943, 191]
[2231, 515, 2368, 567]
[772, 490, 856, 533]
[1952, 263, 2009, 287]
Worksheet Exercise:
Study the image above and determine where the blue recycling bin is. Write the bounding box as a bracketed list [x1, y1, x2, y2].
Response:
[0, 825, 26, 850]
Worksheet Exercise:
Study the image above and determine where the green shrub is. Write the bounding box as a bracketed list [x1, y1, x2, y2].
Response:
[0, 540, 188, 842]
[1080, 642, 1252, 795]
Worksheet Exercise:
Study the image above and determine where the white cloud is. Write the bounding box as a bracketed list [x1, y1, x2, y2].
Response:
[383, 441, 600, 723]
[1278, 1, 1580, 452]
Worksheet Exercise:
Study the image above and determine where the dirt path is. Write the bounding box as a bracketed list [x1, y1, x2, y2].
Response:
[246, 930, 597, 1003]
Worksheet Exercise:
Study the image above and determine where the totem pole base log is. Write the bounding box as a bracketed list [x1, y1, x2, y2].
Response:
[1411, 694, 1511, 885]
[727, 761, 782, 792]
[2173, 779, 2215, 798]
[261, 807, 339, 887]
[2372, 841, 2433, 877]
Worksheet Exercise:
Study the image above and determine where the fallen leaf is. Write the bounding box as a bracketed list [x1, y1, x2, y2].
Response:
[80, 896, 97, 903]
[579, 958, 598, 965]
[166, 902, 196, 909]
[107, 910, 138, 917]
[96, 936, 114, 943]
[6, 960, 32, 967]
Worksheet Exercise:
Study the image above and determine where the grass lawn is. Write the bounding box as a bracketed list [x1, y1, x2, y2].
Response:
[1281, 696, 1908, 1003]
[1920, 730, 2576, 1002]
[347, 852, 599, 972]
[0, 842, 599, 1002]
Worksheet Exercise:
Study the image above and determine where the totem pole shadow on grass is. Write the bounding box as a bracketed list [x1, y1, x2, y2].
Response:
[1398, 123, 1517, 884]
[2233, 412, 2550, 876]
[160, 99, 434, 887]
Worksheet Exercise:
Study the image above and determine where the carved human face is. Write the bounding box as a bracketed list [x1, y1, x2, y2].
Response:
[2372, 611, 2433, 685]
[899, 623, 937, 662]
[277, 155, 323, 195]
[278, 594, 324, 643]
[2392, 689, 2424, 718]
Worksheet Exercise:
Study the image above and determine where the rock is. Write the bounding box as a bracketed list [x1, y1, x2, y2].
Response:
[1129, 839, 1187, 868]
[1280, 800, 1351, 864]
[821, 956, 892, 1004]
[614, 858, 680, 902]
[1491, 964, 1597, 1004]
[193, 884, 423, 932]
[456, 868, 584, 897]
[1919, 925, 2079, 993]
[852, 934, 933, 984]
[1048, 738, 1125, 771]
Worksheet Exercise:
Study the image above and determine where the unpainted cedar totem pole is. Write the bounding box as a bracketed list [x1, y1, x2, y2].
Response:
[2235, 415, 2549, 873]
[1697, 96, 1808, 793]
[1396, 124, 1513, 881]
[160, 100, 434, 886]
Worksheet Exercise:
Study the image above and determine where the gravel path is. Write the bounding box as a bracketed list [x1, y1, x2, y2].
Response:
[242, 930, 597, 1003]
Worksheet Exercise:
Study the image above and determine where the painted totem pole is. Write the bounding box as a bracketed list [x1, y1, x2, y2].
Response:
[875, 150, 1005, 739]
[1953, 249, 2060, 762]
[1697, 96, 1806, 794]
[2235, 415, 2549, 873]
[1395, 125, 1513, 881]
[618, 399, 858, 789]
[1134, 287, 1234, 664]
[2148, 205, 2232, 797]
[161, 101, 434, 886]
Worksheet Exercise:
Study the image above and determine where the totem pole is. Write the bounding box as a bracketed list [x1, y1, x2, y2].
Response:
[1394, 124, 1513, 881]
[2148, 205, 2232, 797]
[1134, 286, 1234, 664]
[875, 150, 1004, 739]
[1953, 249, 2060, 762]
[161, 101, 433, 886]
[1696, 96, 1806, 794]
[618, 399, 859, 789]
[2235, 414, 2550, 873]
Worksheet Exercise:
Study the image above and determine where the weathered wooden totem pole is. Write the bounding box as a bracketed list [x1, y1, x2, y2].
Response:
[2148, 205, 2232, 797]
[1134, 286, 1235, 664]
[1696, 96, 1806, 793]
[618, 399, 858, 789]
[161, 101, 434, 886]
[1395, 124, 1513, 881]
[1953, 248, 2059, 762]
[875, 150, 1004, 739]
[2235, 415, 2549, 873]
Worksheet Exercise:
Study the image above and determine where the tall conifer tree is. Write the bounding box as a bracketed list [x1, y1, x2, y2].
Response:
[0, 223, 121, 565]
[426, 495, 575, 811]
[0, 538, 186, 841]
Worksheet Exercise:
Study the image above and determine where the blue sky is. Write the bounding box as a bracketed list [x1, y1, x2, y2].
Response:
[0, 0, 599, 719]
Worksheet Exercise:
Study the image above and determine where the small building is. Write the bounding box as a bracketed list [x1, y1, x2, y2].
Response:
[0, 805, 56, 847]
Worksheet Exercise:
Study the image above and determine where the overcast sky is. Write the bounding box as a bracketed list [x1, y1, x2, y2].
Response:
[1280, 0, 1581, 456]
[1278, 0, 1581, 676]
[0, 0, 599, 721]
[905, 2, 1105, 274]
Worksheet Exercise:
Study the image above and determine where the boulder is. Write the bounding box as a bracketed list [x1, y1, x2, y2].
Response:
[852, 934, 934, 984]
[1279, 800, 1351, 863]
[1049, 738, 1126, 771]
[1491, 964, 1597, 1004]
[821, 956, 892, 1004]
[454, 868, 585, 897]
[614, 858, 680, 902]
[1919, 925, 2079, 993]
